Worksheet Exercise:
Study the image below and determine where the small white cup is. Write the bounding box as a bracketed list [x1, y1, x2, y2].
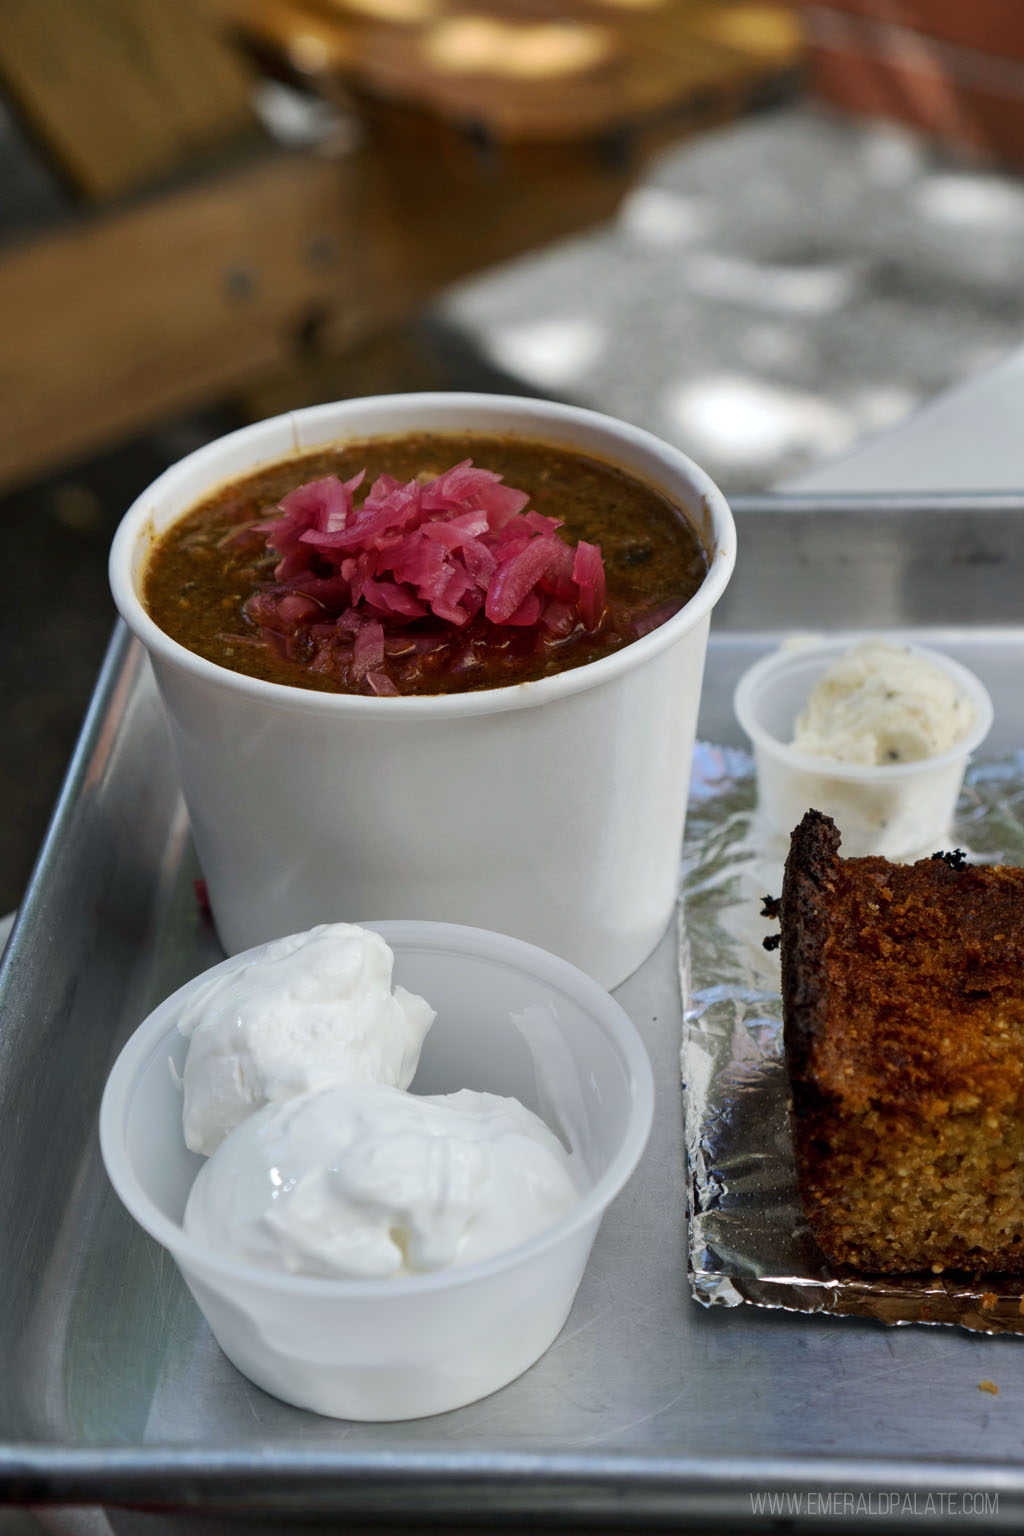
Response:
[109, 392, 735, 988]
[99, 920, 654, 1421]
[733, 637, 994, 859]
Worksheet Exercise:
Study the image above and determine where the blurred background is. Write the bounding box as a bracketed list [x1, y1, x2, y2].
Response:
[5, 0, 1024, 919]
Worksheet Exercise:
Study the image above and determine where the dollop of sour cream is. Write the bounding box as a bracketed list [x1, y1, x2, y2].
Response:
[184, 1081, 580, 1280]
[179, 923, 435, 1156]
[177, 923, 581, 1278]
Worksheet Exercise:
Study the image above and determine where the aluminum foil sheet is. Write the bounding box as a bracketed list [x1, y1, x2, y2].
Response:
[680, 740, 1024, 1335]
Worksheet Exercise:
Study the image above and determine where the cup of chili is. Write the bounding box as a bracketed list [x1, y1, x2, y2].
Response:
[109, 392, 736, 988]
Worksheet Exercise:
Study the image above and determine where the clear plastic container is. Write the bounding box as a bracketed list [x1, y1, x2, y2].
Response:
[99, 921, 654, 1421]
[733, 636, 994, 859]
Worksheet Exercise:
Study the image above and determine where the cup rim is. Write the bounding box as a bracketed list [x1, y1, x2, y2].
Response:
[733, 634, 995, 782]
[98, 919, 655, 1300]
[108, 391, 736, 719]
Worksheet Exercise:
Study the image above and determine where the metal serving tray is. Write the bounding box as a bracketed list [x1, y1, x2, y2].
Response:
[3, 494, 1024, 1528]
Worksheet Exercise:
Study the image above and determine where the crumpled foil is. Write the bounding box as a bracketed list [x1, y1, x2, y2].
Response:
[680, 741, 1024, 1335]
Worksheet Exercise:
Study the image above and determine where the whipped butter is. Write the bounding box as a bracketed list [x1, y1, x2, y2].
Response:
[184, 1081, 580, 1280]
[791, 639, 974, 766]
[179, 923, 435, 1155]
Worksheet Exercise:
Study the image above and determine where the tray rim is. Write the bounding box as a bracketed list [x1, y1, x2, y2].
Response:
[6, 491, 1024, 1519]
[6, 1444, 1024, 1514]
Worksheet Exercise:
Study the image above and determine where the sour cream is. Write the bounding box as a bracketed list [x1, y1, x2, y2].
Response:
[184, 1081, 581, 1280]
[178, 923, 435, 1155]
[178, 922, 581, 1280]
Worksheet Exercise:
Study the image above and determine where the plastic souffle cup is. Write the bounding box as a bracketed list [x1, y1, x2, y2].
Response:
[733, 636, 994, 859]
[98, 920, 655, 1422]
[108, 392, 736, 990]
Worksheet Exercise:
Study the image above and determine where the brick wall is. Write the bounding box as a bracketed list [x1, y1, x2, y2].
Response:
[795, 0, 1024, 167]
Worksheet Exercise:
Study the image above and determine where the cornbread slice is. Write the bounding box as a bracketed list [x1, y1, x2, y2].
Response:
[780, 809, 1024, 1275]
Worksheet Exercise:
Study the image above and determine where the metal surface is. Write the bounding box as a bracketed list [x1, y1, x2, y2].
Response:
[2, 495, 1024, 1525]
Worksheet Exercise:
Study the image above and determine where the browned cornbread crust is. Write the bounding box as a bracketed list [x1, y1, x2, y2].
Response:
[781, 809, 1024, 1275]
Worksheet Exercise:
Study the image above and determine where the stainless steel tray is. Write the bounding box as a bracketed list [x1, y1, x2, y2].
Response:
[4, 494, 1024, 1527]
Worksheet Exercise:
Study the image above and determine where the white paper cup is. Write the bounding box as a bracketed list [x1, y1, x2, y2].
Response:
[734, 636, 994, 858]
[109, 393, 735, 988]
[99, 920, 654, 1421]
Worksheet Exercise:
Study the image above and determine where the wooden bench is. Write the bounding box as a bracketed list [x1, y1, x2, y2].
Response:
[0, 0, 805, 491]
